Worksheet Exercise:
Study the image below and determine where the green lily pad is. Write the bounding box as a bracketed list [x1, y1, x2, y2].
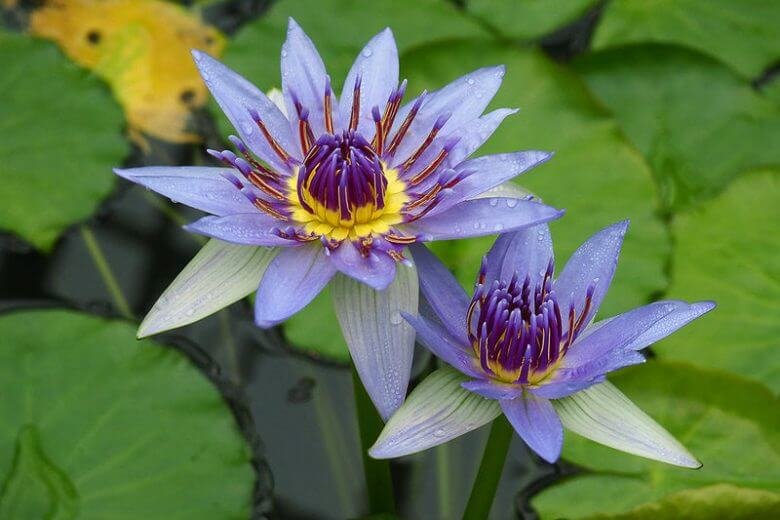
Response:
[0, 33, 127, 251]
[595, 484, 780, 520]
[404, 40, 668, 318]
[593, 0, 780, 79]
[466, 0, 600, 39]
[532, 361, 780, 519]
[223, 0, 486, 93]
[657, 169, 780, 393]
[0, 309, 255, 518]
[576, 45, 780, 211]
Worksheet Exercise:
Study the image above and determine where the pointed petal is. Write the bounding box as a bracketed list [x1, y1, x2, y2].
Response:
[281, 18, 329, 135]
[192, 51, 298, 171]
[329, 240, 396, 290]
[254, 243, 336, 327]
[114, 167, 256, 216]
[339, 28, 398, 136]
[402, 313, 481, 379]
[554, 220, 629, 326]
[432, 151, 552, 215]
[392, 66, 505, 161]
[500, 393, 563, 463]
[563, 301, 708, 370]
[407, 198, 564, 241]
[333, 263, 418, 420]
[484, 224, 553, 288]
[624, 301, 716, 351]
[138, 240, 277, 337]
[369, 367, 501, 459]
[529, 376, 608, 400]
[554, 381, 700, 468]
[409, 243, 470, 340]
[462, 379, 523, 400]
[447, 108, 518, 164]
[184, 214, 303, 246]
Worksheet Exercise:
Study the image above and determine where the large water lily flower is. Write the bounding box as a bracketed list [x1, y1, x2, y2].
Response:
[113, 19, 563, 419]
[370, 221, 714, 465]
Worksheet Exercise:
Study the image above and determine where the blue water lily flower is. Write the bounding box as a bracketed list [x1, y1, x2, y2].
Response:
[370, 221, 714, 465]
[114, 19, 562, 419]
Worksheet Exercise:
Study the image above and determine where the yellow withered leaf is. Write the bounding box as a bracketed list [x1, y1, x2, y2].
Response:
[30, 0, 225, 144]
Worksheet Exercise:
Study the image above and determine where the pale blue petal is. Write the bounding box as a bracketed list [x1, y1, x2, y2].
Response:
[254, 243, 336, 327]
[391, 66, 505, 161]
[402, 313, 482, 379]
[184, 214, 303, 246]
[500, 392, 563, 463]
[281, 18, 329, 136]
[563, 300, 704, 369]
[409, 243, 470, 340]
[339, 28, 398, 137]
[114, 167, 256, 216]
[483, 224, 553, 288]
[447, 108, 518, 164]
[370, 367, 501, 459]
[329, 240, 396, 290]
[406, 198, 564, 241]
[431, 151, 552, 215]
[624, 301, 716, 351]
[192, 50, 299, 171]
[333, 264, 418, 420]
[554, 220, 629, 326]
[462, 379, 523, 400]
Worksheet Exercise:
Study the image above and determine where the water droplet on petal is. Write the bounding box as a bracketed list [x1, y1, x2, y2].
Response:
[362, 48, 373, 57]
[488, 198, 498, 206]
[506, 198, 518, 208]
[281, 49, 288, 58]
[466, 78, 475, 85]
[433, 429, 446, 437]
[390, 311, 403, 325]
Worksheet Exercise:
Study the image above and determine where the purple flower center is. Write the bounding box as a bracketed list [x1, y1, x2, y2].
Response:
[297, 130, 388, 220]
[467, 259, 594, 384]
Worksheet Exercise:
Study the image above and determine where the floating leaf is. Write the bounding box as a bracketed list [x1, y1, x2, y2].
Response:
[404, 40, 668, 317]
[593, 0, 780, 79]
[466, 0, 599, 39]
[0, 309, 255, 518]
[29, 0, 225, 145]
[0, 32, 127, 251]
[576, 45, 780, 210]
[658, 169, 780, 392]
[532, 361, 780, 518]
[600, 484, 780, 519]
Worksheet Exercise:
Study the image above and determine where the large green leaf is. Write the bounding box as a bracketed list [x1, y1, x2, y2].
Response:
[576, 45, 780, 211]
[404, 40, 668, 318]
[0, 310, 254, 518]
[600, 484, 780, 519]
[222, 0, 486, 93]
[593, 0, 780, 79]
[466, 0, 600, 39]
[657, 169, 780, 393]
[0, 33, 127, 251]
[532, 361, 780, 519]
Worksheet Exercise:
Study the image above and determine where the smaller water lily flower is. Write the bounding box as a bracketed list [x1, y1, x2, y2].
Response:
[370, 221, 714, 466]
[114, 19, 562, 420]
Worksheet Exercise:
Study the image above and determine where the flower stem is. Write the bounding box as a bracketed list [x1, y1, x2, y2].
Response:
[351, 367, 395, 514]
[462, 416, 513, 520]
[80, 226, 133, 320]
